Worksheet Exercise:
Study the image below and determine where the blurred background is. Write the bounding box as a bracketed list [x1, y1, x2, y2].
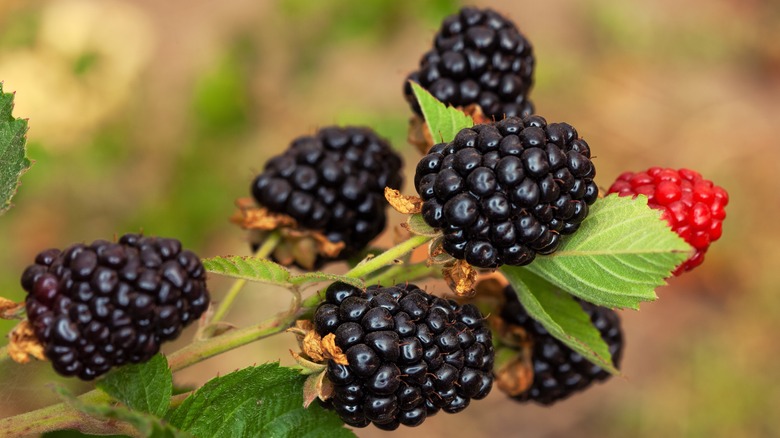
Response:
[0, 0, 777, 436]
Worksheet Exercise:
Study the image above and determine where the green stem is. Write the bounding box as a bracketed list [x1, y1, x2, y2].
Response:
[0, 390, 138, 437]
[210, 231, 281, 324]
[168, 305, 305, 372]
[344, 234, 432, 279]
[364, 262, 439, 287]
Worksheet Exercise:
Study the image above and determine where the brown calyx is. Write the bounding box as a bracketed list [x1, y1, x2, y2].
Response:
[8, 319, 45, 364]
[231, 198, 346, 270]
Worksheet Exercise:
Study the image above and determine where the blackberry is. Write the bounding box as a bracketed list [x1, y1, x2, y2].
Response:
[607, 167, 728, 275]
[500, 286, 623, 405]
[415, 116, 598, 268]
[21, 234, 210, 380]
[315, 282, 494, 429]
[251, 126, 403, 266]
[404, 6, 535, 120]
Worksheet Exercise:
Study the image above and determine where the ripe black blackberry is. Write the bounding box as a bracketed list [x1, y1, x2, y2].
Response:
[404, 6, 535, 121]
[251, 126, 403, 265]
[500, 286, 623, 405]
[315, 282, 494, 429]
[415, 115, 598, 268]
[21, 234, 210, 380]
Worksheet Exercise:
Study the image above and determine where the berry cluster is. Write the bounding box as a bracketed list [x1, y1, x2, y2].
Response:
[415, 116, 598, 268]
[607, 167, 728, 274]
[252, 126, 403, 262]
[404, 6, 535, 121]
[314, 282, 494, 430]
[500, 286, 624, 405]
[21, 234, 210, 380]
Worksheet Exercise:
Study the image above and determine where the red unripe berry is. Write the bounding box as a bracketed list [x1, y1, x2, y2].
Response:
[607, 168, 728, 275]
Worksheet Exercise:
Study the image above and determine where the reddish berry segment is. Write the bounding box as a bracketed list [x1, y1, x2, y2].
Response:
[21, 235, 210, 380]
[315, 282, 494, 429]
[607, 167, 728, 274]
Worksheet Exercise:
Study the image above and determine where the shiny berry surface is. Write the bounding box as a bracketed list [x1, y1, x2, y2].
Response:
[404, 7, 535, 120]
[314, 282, 494, 429]
[415, 116, 598, 268]
[251, 126, 403, 267]
[22, 234, 210, 380]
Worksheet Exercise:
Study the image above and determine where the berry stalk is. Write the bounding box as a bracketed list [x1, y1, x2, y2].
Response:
[343, 235, 433, 280]
[0, 390, 135, 437]
[209, 230, 282, 324]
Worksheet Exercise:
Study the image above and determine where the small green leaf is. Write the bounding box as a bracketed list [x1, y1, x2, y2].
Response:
[405, 213, 440, 237]
[521, 195, 691, 309]
[53, 386, 190, 438]
[97, 354, 172, 417]
[203, 256, 292, 286]
[289, 272, 364, 289]
[501, 269, 618, 374]
[0, 83, 31, 216]
[410, 81, 473, 144]
[168, 363, 355, 438]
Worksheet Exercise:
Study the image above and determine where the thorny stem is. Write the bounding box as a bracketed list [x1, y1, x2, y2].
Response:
[210, 230, 281, 324]
[0, 234, 436, 436]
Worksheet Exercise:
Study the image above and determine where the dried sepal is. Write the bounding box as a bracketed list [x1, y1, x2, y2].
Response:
[302, 329, 326, 363]
[302, 369, 334, 408]
[8, 320, 45, 364]
[290, 350, 328, 375]
[321, 333, 348, 366]
[427, 237, 455, 266]
[0, 297, 24, 320]
[288, 320, 347, 366]
[385, 188, 423, 215]
[407, 114, 435, 155]
[442, 259, 478, 297]
[494, 345, 535, 397]
[461, 104, 492, 124]
[306, 231, 345, 258]
[231, 198, 297, 230]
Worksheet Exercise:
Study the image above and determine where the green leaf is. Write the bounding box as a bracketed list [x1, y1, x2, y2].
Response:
[501, 269, 618, 374]
[53, 386, 190, 438]
[410, 81, 473, 143]
[168, 363, 354, 438]
[520, 194, 691, 309]
[0, 83, 31, 215]
[289, 272, 364, 289]
[97, 354, 172, 417]
[203, 256, 292, 287]
[405, 213, 440, 237]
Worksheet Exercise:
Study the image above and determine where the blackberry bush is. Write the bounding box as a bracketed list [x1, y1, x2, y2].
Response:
[607, 167, 728, 274]
[313, 282, 494, 430]
[404, 6, 535, 120]
[499, 286, 624, 405]
[250, 126, 403, 267]
[20, 234, 210, 380]
[0, 5, 732, 437]
[415, 115, 598, 268]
